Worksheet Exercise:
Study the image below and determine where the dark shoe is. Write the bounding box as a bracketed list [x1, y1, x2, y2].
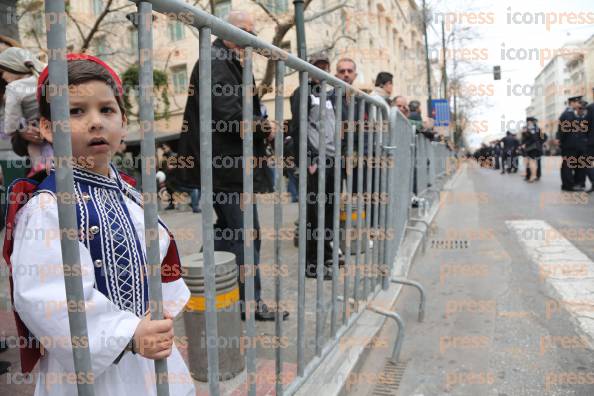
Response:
[305, 262, 332, 280]
[305, 262, 317, 278]
[241, 303, 289, 321]
[0, 361, 10, 375]
[192, 208, 202, 213]
[586, 188, 594, 193]
[561, 185, 584, 192]
[165, 203, 175, 210]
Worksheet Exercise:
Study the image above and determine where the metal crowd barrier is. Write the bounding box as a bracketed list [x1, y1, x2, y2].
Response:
[40, 1, 456, 395]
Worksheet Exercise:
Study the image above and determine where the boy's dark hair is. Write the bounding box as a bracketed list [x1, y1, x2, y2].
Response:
[39, 60, 125, 120]
[375, 72, 393, 87]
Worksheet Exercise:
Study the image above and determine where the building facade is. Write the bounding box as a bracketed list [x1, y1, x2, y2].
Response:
[526, 40, 589, 136]
[17, 0, 434, 140]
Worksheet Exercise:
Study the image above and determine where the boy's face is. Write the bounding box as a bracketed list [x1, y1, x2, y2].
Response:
[40, 80, 126, 176]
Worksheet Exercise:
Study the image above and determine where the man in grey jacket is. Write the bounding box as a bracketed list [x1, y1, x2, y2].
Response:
[289, 51, 340, 279]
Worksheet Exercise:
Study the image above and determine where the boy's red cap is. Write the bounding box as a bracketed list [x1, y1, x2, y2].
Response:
[36, 53, 123, 102]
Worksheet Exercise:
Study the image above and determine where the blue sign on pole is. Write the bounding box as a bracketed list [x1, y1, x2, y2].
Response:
[432, 99, 450, 127]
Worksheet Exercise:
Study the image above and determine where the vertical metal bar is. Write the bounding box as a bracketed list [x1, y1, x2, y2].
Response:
[297, 70, 308, 376]
[315, 81, 327, 357]
[242, 46, 257, 396]
[274, 60, 285, 395]
[137, 3, 169, 395]
[198, 26, 220, 396]
[342, 96, 355, 325]
[378, 115, 390, 291]
[44, 2, 94, 395]
[363, 105, 375, 298]
[373, 110, 383, 289]
[383, 110, 399, 285]
[353, 100, 365, 303]
[330, 86, 342, 337]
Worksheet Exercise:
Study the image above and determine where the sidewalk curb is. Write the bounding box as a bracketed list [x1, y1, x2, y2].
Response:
[295, 167, 463, 396]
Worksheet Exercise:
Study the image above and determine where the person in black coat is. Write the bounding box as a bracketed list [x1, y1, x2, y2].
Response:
[174, 10, 286, 321]
[288, 52, 341, 279]
[557, 95, 589, 191]
[500, 131, 519, 173]
[524, 117, 546, 181]
[521, 120, 543, 182]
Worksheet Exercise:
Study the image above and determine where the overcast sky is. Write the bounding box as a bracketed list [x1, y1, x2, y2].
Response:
[427, 0, 594, 145]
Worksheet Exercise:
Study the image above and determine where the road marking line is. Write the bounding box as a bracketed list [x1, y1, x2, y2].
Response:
[506, 220, 594, 347]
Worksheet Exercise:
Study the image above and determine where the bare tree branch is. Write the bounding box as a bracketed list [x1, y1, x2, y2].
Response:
[304, 1, 349, 23]
[79, 0, 115, 52]
[253, 1, 280, 25]
[65, 8, 86, 42]
[111, 3, 134, 13]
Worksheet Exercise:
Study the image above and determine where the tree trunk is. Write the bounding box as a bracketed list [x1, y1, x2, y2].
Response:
[0, 0, 20, 43]
[258, 22, 293, 94]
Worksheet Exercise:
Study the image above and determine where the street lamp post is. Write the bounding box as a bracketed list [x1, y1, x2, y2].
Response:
[422, 0, 433, 117]
[294, 0, 307, 61]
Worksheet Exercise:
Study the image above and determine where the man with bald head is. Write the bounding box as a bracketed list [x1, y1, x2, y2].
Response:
[174, 10, 288, 321]
[393, 96, 409, 117]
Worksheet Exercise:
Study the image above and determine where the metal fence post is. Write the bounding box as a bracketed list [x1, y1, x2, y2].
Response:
[197, 26, 221, 396]
[274, 60, 286, 395]
[137, 2, 169, 394]
[354, 99, 366, 304]
[242, 46, 257, 396]
[343, 97, 356, 325]
[297, 69, 308, 376]
[44, 1, 95, 394]
[315, 80, 327, 357]
[330, 86, 343, 337]
[364, 104, 375, 299]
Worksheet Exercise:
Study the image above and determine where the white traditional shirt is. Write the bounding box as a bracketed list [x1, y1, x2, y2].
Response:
[9, 165, 195, 396]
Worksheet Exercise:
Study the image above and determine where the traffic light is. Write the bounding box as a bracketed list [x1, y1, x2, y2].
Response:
[493, 65, 501, 80]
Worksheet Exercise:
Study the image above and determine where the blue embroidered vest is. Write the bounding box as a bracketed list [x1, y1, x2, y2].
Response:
[36, 164, 156, 317]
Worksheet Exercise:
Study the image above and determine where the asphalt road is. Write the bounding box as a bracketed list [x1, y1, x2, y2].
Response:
[349, 157, 594, 396]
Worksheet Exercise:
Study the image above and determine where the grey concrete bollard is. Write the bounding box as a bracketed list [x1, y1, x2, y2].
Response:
[339, 208, 368, 255]
[182, 251, 245, 382]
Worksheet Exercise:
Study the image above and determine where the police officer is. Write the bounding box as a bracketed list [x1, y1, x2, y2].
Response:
[500, 130, 520, 173]
[557, 95, 588, 191]
[524, 117, 546, 181]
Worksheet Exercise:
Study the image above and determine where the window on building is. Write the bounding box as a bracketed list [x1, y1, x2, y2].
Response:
[168, 21, 185, 41]
[92, 0, 103, 15]
[214, 0, 232, 19]
[258, 0, 289, 14]
[171, 65, 188, 95]
[95, 36, 108, 59]
[129, 28, 138, 52]
[32, 12, 44, 36]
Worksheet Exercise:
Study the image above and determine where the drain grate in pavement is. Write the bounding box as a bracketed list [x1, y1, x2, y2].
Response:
[371, 359, 408, 395]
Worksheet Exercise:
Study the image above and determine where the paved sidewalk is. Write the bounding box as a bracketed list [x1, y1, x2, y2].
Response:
[0, 191, 360, 395]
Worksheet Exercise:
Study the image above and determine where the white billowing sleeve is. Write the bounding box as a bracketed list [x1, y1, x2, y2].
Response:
[11, 193, 142, 377]
[3, 83, 23, 134]
[162, 278, 190, 318]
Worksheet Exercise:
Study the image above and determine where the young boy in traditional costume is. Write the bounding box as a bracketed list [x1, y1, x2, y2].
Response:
[3, 54, 195, 395]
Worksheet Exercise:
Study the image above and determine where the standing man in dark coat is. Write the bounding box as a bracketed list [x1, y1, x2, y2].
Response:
[500, 130, 520, 174]
[557, 95, 588, 191]
[174, 10, 287, 321]
[524, 117, 545, 181]
[289, 51, 340, 279]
